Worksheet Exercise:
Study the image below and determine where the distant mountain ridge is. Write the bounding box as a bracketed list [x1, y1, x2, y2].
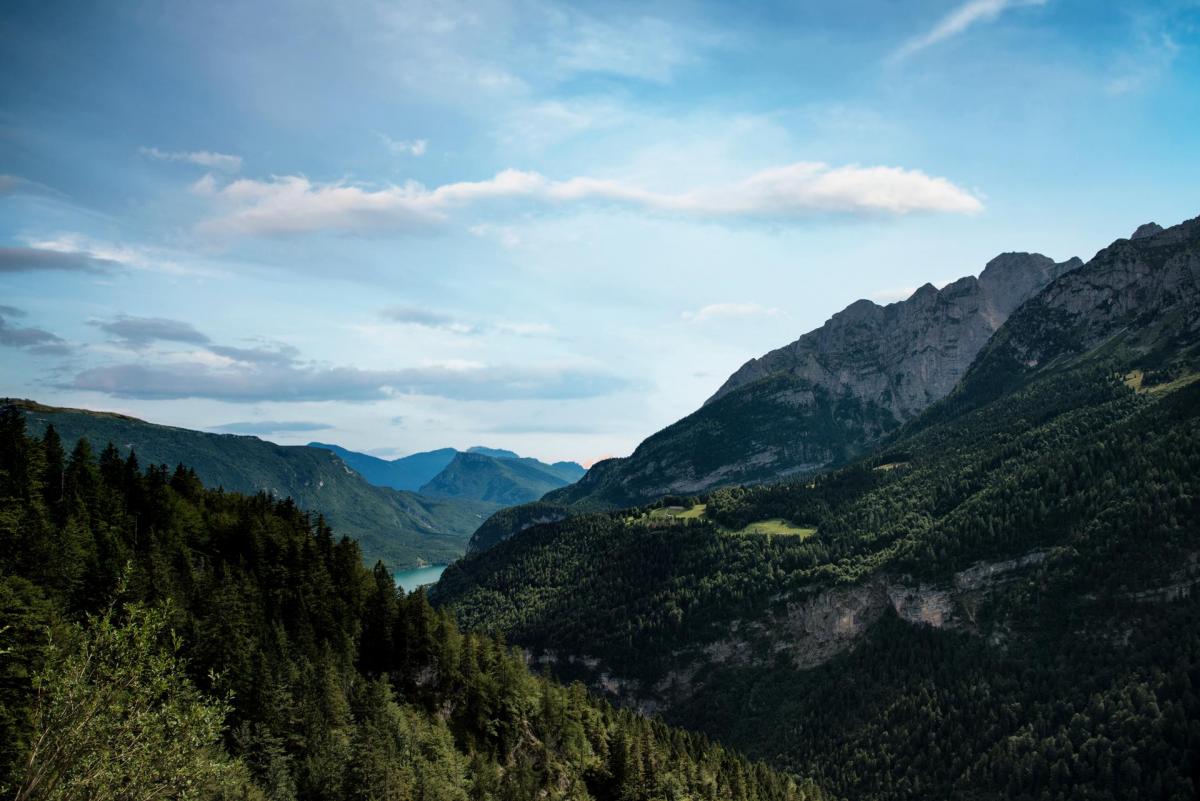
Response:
[466, 446, 586, 483]
[310, 442, 585, 504]
[8, 401, 498, 568]
[543, 250, 1081, 512]
[307, 442, 457, 491]
[420, 451, 581, 505]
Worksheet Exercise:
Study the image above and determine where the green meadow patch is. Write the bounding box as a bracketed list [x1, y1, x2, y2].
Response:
[649, 503, 709, 520]
[727, 518, 817, 538]
[640, 504, 816, 539]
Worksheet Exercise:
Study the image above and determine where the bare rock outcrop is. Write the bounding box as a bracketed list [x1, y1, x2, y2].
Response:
[707, 252, 1082, 416]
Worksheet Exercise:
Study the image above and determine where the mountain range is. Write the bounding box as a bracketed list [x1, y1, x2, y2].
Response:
[542, 250, 1083, 513]
[10, 401, 499, 569]
[4, 214, 1197, 800]
[306, 441, 458, 491]
[433, 215, 1200, 800]
[308, 441, 585, 504]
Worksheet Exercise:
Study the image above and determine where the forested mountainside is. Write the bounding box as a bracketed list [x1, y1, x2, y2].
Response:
[466, 447, 587, 483]
[0, 408, 823, 801]
[468, 501, 573, 553]
[540, 251, 1081, 513]
[10, 401, 497, 569]
[434, 216, 1200, 800]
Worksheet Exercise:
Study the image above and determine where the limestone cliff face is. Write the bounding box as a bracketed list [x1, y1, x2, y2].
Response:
[548, 546, 1200, 716]
[546, 252, 1079, 511]
[707, 252, 1082, 416]
[537, 550, 1058, 715]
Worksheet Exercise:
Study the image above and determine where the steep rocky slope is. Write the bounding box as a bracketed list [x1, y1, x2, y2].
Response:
[543, 250, 1080, 512]
[435, 216, 1200, 800]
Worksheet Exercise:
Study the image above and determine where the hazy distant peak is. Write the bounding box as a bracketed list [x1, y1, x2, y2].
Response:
[467, 446, 521, 460]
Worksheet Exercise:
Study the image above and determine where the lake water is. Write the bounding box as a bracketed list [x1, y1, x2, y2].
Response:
[393, 564, 447, 591]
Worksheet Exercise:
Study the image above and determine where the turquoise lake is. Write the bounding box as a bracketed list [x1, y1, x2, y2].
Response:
[393, 564, 447, 591]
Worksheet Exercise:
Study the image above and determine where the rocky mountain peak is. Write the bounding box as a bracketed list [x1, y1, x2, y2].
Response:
[975, 214, 1200, 375]
[706, 249, 1077, 411]
[1132, 222, 1164, 240]
[539, 247, 1081, 509]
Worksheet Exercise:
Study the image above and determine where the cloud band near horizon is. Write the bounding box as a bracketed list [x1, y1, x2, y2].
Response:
[194, 161, 984, 237]
[69, 361, 628, 403]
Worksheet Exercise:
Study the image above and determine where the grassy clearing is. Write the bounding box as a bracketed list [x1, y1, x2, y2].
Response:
[1146, 372, 1200, 395]
[727, 518, 817, 538]
[648, 503, 707, 520]
[1124, 369, 1200, 395]
[639, 503, 816, 539]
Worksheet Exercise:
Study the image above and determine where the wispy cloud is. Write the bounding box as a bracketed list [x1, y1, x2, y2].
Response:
[495, 322, 556, 338]
[69, 360, 628, 402]
[0, 306, 70, 354]
[140, 146, 243, 172]
[380, 306, 477, 334]
[551, 15, 715, 83]
[195, 162, 983, 237]
[21, 235, 201, 277]
[892, 0, 1048, 61]
[207, 343, 300, 365]
[90, 315, 210, 348]
[682, 302, 781, 323]
[377, 133, 428, 156]
[1107, 32, 1180, 95]
[66, 312, 625, 402]
[0, 246, 118, 274]
[0, 174, 63, 198]
[209, 420, 333, 435]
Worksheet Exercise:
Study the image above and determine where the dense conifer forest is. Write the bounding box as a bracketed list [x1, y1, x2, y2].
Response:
[0, 406, 822, 801]
[436, 354, 1200, 799]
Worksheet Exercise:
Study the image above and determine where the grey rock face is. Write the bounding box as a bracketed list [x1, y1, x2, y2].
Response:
[707, 252, 1082, 422]
[541, 249, 1079, 514]
[1132, 222, 1165, 240]
[972, 215, 1200, 374]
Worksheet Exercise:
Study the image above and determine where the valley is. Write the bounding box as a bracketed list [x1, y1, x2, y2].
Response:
[6, 4, 1198, 799]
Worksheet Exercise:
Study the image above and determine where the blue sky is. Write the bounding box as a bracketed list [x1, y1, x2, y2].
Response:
[2, 0, 1197, 464]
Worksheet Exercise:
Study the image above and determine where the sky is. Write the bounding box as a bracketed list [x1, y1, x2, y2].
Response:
[1, 0, 1198, 465]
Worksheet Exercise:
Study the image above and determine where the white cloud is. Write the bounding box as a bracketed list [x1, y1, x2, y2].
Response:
[377, 133, 428, 156]
[197, 162, 983, 237]
[140, 146, 243, 172]
[70, 359, 628, 402]
[893, 0, 1048, 61]
[25, 234, 198, 276]
[682, 302, 780, 323]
